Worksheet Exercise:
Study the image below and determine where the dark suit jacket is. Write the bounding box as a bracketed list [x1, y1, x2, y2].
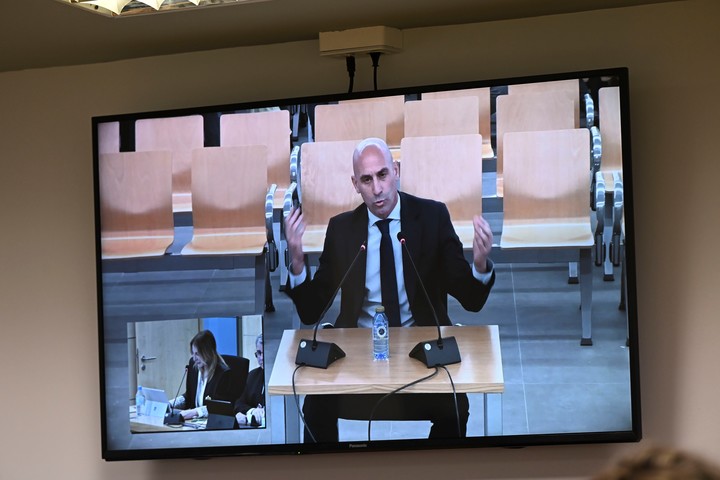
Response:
[288, 192, 495, 327]
[183, 358, 233, 409]
[220, 354, 249, 405]
[233, 367, 265, 416]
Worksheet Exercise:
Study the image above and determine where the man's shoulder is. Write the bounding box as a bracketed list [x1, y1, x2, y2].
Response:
[400, 191, 447, 213]
[328, 203, 366, 226]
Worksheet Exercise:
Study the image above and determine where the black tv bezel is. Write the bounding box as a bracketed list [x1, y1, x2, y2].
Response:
[94, 66, 641, 461]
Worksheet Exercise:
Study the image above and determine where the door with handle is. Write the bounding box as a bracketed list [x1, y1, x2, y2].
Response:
[134, 318, 200, 399]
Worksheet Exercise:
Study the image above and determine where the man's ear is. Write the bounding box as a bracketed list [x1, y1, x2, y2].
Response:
[351, 175, 360, 193]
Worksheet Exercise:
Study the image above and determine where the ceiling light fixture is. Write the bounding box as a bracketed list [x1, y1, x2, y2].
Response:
[58, 0, 270, 18]
[81, 0, 132, 15]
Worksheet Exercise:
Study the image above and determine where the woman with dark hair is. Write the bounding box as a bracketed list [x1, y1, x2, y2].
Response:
[170, 330, 232, 420]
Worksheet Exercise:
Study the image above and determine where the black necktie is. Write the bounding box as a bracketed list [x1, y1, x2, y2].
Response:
[376, 219, 401, 327]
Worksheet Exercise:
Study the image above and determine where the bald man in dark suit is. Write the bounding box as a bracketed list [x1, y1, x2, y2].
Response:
[285, 138, 495, 442]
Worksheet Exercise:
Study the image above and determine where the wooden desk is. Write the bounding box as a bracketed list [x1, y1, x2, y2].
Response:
[129, 406, 206, 432]
[268, 325, 504, 442]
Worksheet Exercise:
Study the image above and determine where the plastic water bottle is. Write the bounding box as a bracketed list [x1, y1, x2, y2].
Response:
[373, 305, 390, 361]
[135, 386, 145, 416]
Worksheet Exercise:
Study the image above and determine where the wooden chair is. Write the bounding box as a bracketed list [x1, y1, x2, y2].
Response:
[404, 96, 480, 138]
[298, 140, 360, 254]
[340, 95, 405, 149]
[314, 102, 387, 143]
[99, 151, 174, 259]
[220, 109, 294, 209]
[135, 115, 204, 213]
[220, 109, 299, 307]
[421, 88, 494, 159]
[495, 91, 576, 197]
[181, 146, 275, 314]
[182, 145, 272, 256]
[398, 134, 484, 249]
[508, 79, 580, 127]
[500, 128, 595, 345]
[505, 80, 591, 284]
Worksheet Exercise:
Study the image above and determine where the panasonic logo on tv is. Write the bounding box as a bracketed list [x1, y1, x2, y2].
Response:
[348, 443, 368, 449]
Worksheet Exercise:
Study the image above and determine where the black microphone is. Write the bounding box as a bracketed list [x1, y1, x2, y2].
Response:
[397, 232, 461, 367]
[164, 362, 189, 425]
[295, 241, 367, 369]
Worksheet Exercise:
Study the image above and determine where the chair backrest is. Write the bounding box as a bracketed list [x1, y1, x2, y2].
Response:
[98, 151, 174, 258]
[508, 79, 580, 127]
[135, 115, 204, 213]
[421, 88, 492, 156]
[503, 128, 590, 224]
[299, 140, 359, 251]
[97, 121, 120, 154]
[403, 96, 480, 139]
[340, 95, 405, 148]
[399, 134, 484, 219]
[599, 86, 623, 174]
[220, 354, 250, 404]
[190, 145, 268, 233]
[496, 91, 576, 196]
[219, 109, 291, 188]
[314, 102, 387, 142]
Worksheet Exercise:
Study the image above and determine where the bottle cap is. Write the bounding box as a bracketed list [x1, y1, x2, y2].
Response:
[375, 305, 385, 313]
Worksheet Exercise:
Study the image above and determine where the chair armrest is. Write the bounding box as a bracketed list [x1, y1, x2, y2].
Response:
[589, 126, 602, 211]
[584, 93, 595, 128]
[594, 171, 606, 267]
[612, 171, 624, 234]
[265, 183, 279, 271]
[611, 172, 624, 266]
[283, 182, 298, 220]
[281, 182, 299, 272]
[590, 126, 602, 176]
[594, 171, 606, 235]
[290, 145, 300, 185]
[265, 183, 277, 243]
[291, 145, 302, 204]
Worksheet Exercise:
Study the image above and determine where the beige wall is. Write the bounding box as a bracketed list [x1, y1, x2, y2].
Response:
[1, 0, 719, 478]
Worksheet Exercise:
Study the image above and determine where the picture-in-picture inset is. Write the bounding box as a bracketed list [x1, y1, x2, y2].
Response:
[128, 315, 265, 433]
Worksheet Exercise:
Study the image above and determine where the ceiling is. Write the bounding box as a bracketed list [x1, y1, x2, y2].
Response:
[0, 0, 681, 73]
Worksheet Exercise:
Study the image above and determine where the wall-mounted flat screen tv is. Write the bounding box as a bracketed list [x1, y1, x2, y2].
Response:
[94, 66, 641, 460]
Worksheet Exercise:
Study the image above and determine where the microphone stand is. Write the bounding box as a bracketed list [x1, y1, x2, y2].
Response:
[295, 242, 367, 369]
[164, 363, 189, 425]
[398, 232, 461, 367]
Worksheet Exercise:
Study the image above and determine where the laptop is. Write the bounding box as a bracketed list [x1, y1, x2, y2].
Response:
[139, 387, 186, 425]
[205, 399, 237, 430]
[140, 387, 170, 418]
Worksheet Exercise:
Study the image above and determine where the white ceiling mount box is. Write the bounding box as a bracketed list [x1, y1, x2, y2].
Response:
[319, 26, 403, 57]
